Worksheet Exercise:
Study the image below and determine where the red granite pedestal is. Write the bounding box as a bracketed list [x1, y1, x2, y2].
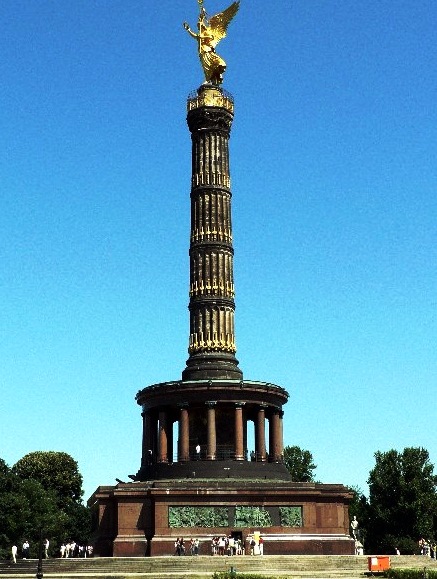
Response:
[89, 476, 354, 557]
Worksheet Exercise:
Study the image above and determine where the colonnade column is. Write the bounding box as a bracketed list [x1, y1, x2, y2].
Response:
[269, 408, 282, 462]
[234, 402, 245, 460]
[206, 401, 217, 460]
[256, 405, 267, 462]
[141, 410, 158, 466]
[178, 404, 190, 462]
[158, 410, 169, 463]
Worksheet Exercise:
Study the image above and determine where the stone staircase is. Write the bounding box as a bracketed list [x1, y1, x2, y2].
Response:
[0, 555, 436, 578]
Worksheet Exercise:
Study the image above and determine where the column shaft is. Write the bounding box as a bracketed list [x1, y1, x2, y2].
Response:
[158, 410, 169, 463]
[269, 410, 282, 462]
[256, 406, 267, 462]
[234, 403, 244, 460]
[141, 411, 151, 467]
[206, 402, 217, 460]
[179, 406, 190, 462]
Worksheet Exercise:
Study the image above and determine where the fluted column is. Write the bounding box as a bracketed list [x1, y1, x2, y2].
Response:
[183, 84, 242, 381]
[206, 401, 217, 460]
[178, 404, 190, 462]
[256, 405, 267, 462]
[234, 402, 245, 460]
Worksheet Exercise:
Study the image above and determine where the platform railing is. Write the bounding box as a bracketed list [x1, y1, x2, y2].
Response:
[150, 450, 284, 464]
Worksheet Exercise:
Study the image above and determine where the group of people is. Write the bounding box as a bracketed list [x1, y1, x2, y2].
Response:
[59, 542, 93, 558]
[248, 536, 264, 556]
[173, 536, 252, 556]
[10, 539, 93, 562]
[419, 538, 437, 558]
[174, 537, 199, 556]
[211, 536, 243, 556]
[11, 539, 49, 562]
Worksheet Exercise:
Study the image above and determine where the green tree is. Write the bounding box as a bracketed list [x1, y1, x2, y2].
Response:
[0, 461, 65, 559]
[0, 451, 92, 558]
[0, 458, 9, 476]
[283, 445, 316, 482]
[12, 451, 84, 504]
[62, 500, 92, 545]
[367, 447, 437, 554]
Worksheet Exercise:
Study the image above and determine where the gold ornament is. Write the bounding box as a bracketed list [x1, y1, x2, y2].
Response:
[183, 1, 240, 85]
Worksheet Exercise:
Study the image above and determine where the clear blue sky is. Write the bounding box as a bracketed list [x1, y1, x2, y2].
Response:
[1, 0, 436, 502]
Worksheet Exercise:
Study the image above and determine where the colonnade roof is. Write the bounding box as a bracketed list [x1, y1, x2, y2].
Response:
[137, 378, 288, 396]
[135, 378, 289, 412]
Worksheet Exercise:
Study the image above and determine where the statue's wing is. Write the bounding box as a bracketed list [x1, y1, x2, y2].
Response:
[208, 1, 240, 48]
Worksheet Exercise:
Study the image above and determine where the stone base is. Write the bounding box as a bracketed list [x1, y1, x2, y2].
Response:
[149, 533, 354, 556]
[136, 458, 292, 482]
[113, 535, 148, 557]
[88, 479, 355, 557]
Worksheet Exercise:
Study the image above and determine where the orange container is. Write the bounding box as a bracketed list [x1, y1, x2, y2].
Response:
[368, 556, 391, 572]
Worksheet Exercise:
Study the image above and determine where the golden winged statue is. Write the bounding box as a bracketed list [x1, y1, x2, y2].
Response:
[183, 0, 240, 85]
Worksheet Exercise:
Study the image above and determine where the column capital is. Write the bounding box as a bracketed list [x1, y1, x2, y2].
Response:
[234, 401, 245, 408]
[206, 400, 217, 407]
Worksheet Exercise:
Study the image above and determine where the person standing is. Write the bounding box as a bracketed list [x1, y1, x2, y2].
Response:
[11, 545, 17, 563]
[44, 539, 50, 559]
[174, 538, 179, 556]
[22, 540, 30, 559]
[350, 516, 359, 539]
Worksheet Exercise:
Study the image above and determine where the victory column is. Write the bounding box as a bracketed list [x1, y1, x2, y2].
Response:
[89, 1, 354, 557]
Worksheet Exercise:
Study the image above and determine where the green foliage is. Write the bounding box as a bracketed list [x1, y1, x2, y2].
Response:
[12, 451, 83, 504]
[62, 500, 92, 544]
[367, 447, 437, 553]
[282, 445, 316, 482]
[386, 569, 437, 579]
[0, 459, 9, 476]
[212, 574, 286, 579]
[0, 467, 63, 558]
[0, 452, 91, 559]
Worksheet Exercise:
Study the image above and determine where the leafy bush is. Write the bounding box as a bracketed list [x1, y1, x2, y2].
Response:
[212, 573, 292, 579]
[386, 570, 437, 579]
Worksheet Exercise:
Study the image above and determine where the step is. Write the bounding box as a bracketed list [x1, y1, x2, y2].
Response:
[1, 555, 436, 578]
